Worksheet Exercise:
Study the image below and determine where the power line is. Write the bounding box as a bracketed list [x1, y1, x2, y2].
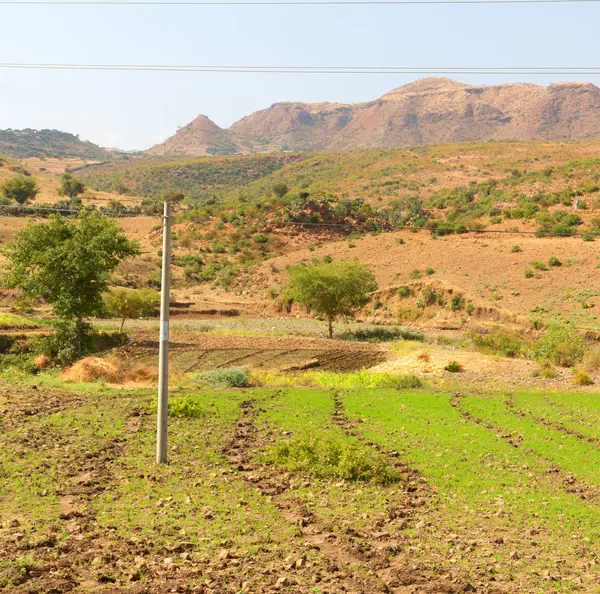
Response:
[0, 204, 156, 217]
[1, 0, 598, 4]
[3, 63, 600, 74]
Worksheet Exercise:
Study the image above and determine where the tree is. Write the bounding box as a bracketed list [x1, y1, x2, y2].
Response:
[3, 214, 139, 358]
[285, 259, 377, 338]
[103, 288, 160, 332]
[272, 182, 289, 199]
[2, 174, 38, 204]
[58, 173, 85, 199]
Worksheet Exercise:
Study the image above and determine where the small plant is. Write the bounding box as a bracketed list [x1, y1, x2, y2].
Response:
[397, 286, 412, 298]
[532, 261, 548, 271]
[511, 245, 522, 253]
[524, 269, 534, 279]
[449, 295, 465, 312]
[196, 367, 250, 388]
[573, 368, 593, 386]
[168, 394, 208, 418]
[395, 238, 405, 245]
[263, 433, 401, 485]
[445, 360, 463, 373]
[548, 256, 561, 267]
[409, 269, 422, 280]
[465, 302, 475, 315]
[425, 267, 435, 276]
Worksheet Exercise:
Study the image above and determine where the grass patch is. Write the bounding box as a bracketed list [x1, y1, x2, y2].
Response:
[470, 331, 528, 358]
[0, 314, 41, 330]
[262, 433, 401, 485]
[444, 360, 463, 372]
[255, 370, 423, 390]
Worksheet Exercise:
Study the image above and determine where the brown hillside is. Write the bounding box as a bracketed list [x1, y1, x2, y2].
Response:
[148, 78, 600, 156]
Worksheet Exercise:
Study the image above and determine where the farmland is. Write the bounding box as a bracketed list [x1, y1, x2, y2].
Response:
[3, 374, 600, 592]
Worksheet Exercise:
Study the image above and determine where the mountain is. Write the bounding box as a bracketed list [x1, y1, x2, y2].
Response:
[0, 128, 113, 160]
[147, 78, 600, 156]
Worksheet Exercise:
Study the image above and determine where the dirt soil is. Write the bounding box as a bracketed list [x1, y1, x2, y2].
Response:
[127, 332, 389, 373]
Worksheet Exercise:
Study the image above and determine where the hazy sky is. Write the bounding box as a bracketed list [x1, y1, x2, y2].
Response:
[0, 2, 599, 150]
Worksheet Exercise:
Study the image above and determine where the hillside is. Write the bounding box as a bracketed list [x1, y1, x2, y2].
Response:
[148, 78, 600, 156]
[74, 153, 293, 200]
[0, 128, 114, 160]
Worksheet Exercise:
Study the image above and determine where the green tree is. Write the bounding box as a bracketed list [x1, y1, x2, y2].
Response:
[272, 182, 289, 199]
[58, 173, 85, 199]
[285, 260, 376, 338]
[1, 174, 38, 204]
[3, 214, 139, 357]
[103, 288, 160, 332]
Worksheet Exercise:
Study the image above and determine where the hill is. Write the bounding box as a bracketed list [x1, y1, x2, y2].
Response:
[148, 78, 600, 156]
[74, 153, 293, 200]
[0, 128, 113, 160]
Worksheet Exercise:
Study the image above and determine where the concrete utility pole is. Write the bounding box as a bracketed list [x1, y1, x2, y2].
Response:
[156, 201, 171, 464]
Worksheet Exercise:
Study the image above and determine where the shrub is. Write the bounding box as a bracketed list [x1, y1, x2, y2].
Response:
[524, 269, 534, 278]
[340, 326, 424, 343]
[465, 302, 475, 315]
[531, 325, 585, 368]
[583, 350, 600, 373]
[196, 367, 250, 388]
[425, 267, 435, 276]
[511, 245, 522, 253]
[532, 261, 548, 271]
[168, 394, 208, 418]
[471, 331, 527, 358]
[445, 360, 463, 372]
[252, 233, 269, 244]
[548, 256, 561, 267]
[37, 320, 96, 366]
[450, 295, 465, 312]
[1, 174, 38, 204]
[573, 368, 593, 386]
[397, 286, 412, 298]
[409, 269, 422, 280]
[263, 433, 401, 485]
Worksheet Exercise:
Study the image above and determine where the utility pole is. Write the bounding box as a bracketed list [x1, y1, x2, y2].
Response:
[156, 201, 171, 464]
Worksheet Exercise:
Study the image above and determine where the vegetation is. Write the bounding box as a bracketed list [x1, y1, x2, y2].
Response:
[1, 175, 38, 204]
[3, 214, 139, 361]
[103, 288, 160, 331]
[193, 367, 251, 388]
[285, 260, 376, 338]
[531, 324, 585, 368]
[57, 173, 85, 199]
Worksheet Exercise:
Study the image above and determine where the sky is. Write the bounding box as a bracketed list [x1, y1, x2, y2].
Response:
[0, 2, 599, 151]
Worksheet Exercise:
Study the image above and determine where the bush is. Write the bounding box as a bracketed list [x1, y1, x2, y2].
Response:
[548, 256, 561, 267]
[103, 288, 160, 330]
[168, 394, 208, 418]
[531, 325, 585, 368]
[524, 269, 534, 278]
[340, 326, 424, 343]
[445, 360, 463, 373]
[409, 269, 421, 280]
[37, 320, 96, 366]
[450, 295, 465, 312]
[397, 286, 412, 298]
[196, 367, 250, 388]
[584, 350, 600, 373]
[1, 175, 38, 204]
[263, 433, 401, 485]
[573, 368, 593, 386]
[425, 267, 435, 276]
[532, 261, 547, 271]
[511, 245, 522, 253]
[252, 233, 269, 244]
[471, 331, 527, 358]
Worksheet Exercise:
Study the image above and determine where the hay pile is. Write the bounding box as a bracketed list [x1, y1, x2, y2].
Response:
[62, 356, 157, 385]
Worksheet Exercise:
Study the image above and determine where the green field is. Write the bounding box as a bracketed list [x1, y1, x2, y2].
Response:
[2, 382, 600, 592]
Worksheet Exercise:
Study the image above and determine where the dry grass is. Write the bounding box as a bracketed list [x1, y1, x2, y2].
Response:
[62, 355, 157, 385]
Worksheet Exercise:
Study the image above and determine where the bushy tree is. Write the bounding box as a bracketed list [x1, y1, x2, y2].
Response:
[3, 214, 139, 359]
[103, 288, 160, 331]
[272, 182, 289, 199]
[58, 173, 85, 199]
[285, 259, 376, 338]
[2, 174, 38, 204]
